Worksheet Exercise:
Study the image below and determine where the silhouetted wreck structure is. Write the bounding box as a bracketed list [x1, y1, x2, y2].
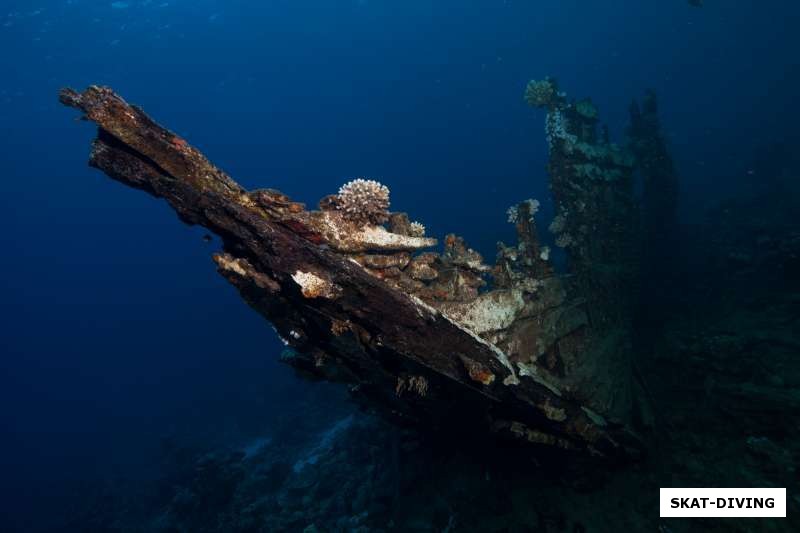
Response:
[61, 83, 656, 460]
[628, 91, 681, 344]
[629, 90, 680, 263]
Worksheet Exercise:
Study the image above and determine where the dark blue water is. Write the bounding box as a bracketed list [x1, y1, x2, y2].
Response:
[2, 1, 799, 530]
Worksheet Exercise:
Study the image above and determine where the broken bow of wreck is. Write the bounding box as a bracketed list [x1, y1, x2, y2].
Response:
[60, 83, 649, 459]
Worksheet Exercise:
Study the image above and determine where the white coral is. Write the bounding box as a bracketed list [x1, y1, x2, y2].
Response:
[545, 110, 576, 152]
[291, 270, 337, 299]
[507, 199, 540, 224]
[539, 246, 550, 261]
[336, 178, 390, 225]
[506, 206, 519, 223]
[408, 221, 426, 237]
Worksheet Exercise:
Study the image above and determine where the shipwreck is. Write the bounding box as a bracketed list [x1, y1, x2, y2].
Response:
[60, 79, 666, 460]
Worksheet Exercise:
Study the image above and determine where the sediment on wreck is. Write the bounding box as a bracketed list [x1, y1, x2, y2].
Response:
[60, 85, 643, 459]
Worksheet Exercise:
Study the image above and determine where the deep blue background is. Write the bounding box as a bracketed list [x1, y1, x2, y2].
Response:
[1, 1, 798, 529]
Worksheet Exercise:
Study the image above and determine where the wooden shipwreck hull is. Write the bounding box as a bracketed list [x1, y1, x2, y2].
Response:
[60, 85, 642, 459]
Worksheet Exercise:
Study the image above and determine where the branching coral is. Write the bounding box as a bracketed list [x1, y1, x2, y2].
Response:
[506, 206, 519, 224]
[408, 221, 426, 237]
[336, 178, 391, 225]
[524, 78, 558, 108]
[575, 98, 598, 120]
[507, 199, 540, 223]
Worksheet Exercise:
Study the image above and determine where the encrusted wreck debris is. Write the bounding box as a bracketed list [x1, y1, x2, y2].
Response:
[525, 77, 640, 422]
[60, 84, 646, 459]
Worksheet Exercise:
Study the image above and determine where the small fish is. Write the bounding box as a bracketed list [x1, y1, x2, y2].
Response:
[688, 0, 703, 7]
[202, 234, 212, 243]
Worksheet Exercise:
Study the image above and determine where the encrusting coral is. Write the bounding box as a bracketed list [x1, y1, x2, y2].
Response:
[336, 178, 391, 225]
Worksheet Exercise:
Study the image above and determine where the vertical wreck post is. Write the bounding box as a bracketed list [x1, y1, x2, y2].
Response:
[628, 91, 680, 344]
[524, 77, 640, 422]
[628, 90, 679, 253]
